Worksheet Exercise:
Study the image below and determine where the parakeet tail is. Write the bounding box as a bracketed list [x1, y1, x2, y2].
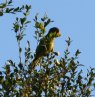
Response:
[31, 57, 40, 69]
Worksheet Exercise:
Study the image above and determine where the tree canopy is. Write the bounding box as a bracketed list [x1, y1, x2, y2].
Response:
[0, 1, 95, 97]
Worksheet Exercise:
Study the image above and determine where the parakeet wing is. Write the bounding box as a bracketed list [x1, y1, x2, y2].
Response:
[35, 37, 48, 57]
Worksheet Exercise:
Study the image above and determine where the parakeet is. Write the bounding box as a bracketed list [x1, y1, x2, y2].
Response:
[31, 27, 61, 68]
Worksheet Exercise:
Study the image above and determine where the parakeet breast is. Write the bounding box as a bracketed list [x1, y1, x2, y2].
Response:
[45, 39, 54, 54]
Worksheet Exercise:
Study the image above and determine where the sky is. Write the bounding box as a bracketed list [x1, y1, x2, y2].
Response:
[0, 0, 95, 70]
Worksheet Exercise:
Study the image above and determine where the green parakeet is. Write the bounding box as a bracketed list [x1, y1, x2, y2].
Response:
[31, 27, 61, 68]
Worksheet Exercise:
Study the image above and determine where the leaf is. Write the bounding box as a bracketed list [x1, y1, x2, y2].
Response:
[75, 49, 81, 56]
[5, 8, 10, 13]
[41, 18, 45, 21]
[0, 76, 4, 81]
[25, 21, 31, 24]
[10, 73, 14, 77]
[41, 13, 48, 21]
[18, 63, 23, 70]
[27, 40, 30, 47]
[20, 5, 25, 10]
[35, 22, 40, 28]
[14, 7, 20, 12]
[28, 5, 31, 9]
[8, 0, 12, 5]
[35, 13, 39, 21]
[6, 60, 14, 66]
[65, 37, 72, 46]
[0, 11, 3, 16]
[25, 5, 29, 10]
[19, 47, 22, 53]
[14, 67, 18, 73]
[44, 19, 51, 27]
[14, 24, 19, 32]
[20, 18, 26, 25]
[0, 3, 6, 8]
[8, 8, 14, 12]
[0, 71, 2, 75]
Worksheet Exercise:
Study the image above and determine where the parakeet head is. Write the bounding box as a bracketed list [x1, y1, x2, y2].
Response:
[48, 27, 61, 38]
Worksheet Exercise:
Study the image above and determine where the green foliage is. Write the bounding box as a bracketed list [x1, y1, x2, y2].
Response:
[0, 1, 95, 97]
[0, 0, 31, 16]
[34, 13, 53, 43]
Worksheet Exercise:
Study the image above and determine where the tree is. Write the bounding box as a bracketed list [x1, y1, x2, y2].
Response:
[0, 1, 95, 97]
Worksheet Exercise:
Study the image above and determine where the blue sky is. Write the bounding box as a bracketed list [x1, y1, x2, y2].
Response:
[0, 0, 95, 69]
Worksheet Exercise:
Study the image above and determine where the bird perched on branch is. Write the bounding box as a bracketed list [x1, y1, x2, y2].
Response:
[31, 27, 61, 69]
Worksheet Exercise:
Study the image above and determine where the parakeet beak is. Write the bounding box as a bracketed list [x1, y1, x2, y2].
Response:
[56, 31, 61, 37]
[58, 32, 61, 36]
